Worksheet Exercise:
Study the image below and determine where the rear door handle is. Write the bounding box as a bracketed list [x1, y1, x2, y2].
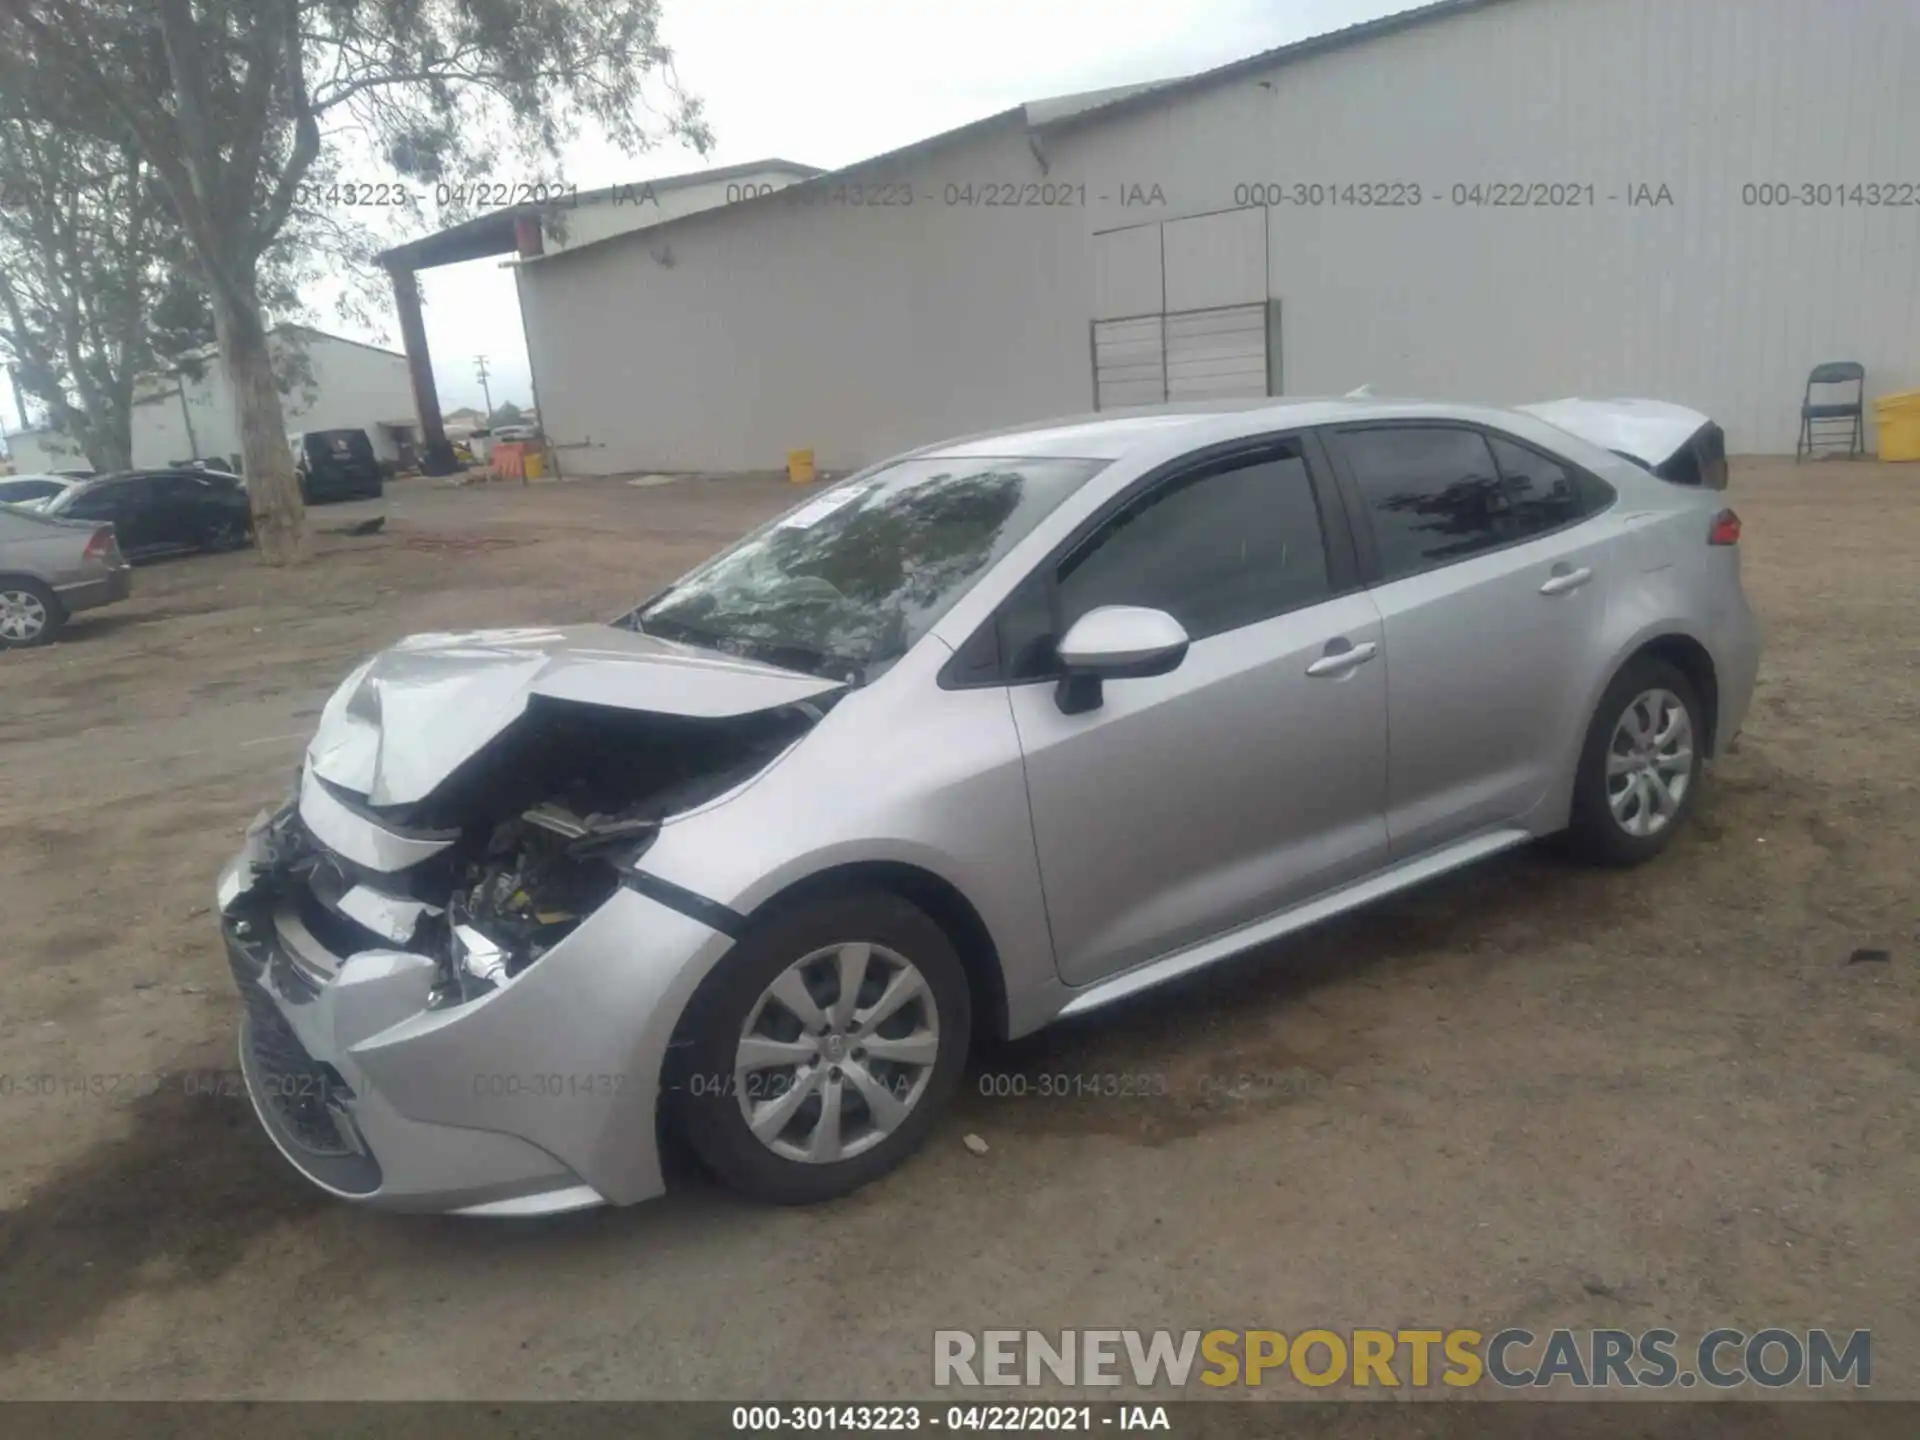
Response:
[1306, 639, 1379, 677]
[1539, 565, 1593, 596]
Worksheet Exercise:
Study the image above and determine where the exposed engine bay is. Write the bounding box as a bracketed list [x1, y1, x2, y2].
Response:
[252, 695, 828, 1005]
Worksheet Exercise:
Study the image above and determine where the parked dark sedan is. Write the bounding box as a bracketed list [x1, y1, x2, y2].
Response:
[40, 468, 253, 560]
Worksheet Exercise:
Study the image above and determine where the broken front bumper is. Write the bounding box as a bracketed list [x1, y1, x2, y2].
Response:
[216, 790, 737, 1214]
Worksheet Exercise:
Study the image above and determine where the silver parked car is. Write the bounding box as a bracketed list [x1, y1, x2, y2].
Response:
[0, 502, 132, 648]
[216, 397, 1759, 1215]
[0, 472, 89, 511]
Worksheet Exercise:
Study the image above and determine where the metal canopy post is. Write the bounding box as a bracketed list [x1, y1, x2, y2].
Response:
[386, 263, 459, 476]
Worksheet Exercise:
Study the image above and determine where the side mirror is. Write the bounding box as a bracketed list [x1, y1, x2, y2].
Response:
[1054, 605, 1190, 714]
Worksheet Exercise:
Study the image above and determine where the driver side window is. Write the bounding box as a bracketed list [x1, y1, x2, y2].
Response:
[1002, 442, 1333, 679]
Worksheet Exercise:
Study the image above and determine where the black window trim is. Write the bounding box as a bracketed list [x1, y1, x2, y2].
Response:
[939, 427, 1360, 690]
[1316, 419, 1618, 589]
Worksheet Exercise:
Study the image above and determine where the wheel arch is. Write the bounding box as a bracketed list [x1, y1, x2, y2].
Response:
[1620, 631, 1721, 756]
[732, 860, 1011, 1046]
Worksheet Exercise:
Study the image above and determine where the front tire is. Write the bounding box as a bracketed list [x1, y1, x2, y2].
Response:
[0, 577, 65, 649]
[672, 889, 971, 1204]
[1565, 656, 1704, 866]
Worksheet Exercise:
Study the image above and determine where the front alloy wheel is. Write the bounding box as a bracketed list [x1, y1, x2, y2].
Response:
[736, 942, 941, 1164]
[675, 890, 970, 1204]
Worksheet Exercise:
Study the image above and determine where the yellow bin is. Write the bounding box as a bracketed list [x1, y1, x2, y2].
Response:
[787, 448, 817, 484]
[1874, 391, 1920, 462]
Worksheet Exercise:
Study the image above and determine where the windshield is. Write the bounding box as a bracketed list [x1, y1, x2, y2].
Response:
[624, 454, 1107, 682]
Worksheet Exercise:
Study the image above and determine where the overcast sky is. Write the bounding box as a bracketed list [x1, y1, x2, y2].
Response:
[4, 0, 1414, 435]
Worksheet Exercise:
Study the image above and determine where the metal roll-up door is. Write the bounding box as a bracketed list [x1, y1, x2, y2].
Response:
[1165, 304, 1269, 401]
[1093, 315, 1166, 410]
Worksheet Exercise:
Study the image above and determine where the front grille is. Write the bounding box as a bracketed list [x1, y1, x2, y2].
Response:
[229, 943, 359, 1158]
[246, 1002, 358, 1156]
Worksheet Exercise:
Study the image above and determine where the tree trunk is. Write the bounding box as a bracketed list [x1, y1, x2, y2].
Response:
[210, 277, 306, 564]
[83, 425, 133, 473]
[76, 391, 135, 472]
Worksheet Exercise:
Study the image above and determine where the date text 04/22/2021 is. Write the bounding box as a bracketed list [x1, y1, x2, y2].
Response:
[728, 1404, 1172, 1432]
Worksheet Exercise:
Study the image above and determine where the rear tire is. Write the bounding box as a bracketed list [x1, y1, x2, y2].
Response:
[201, 515, 249, 552]
[0, 577, 65, 649]
[671, 889, 971, 1204]
[1565, 656, 1704, 866]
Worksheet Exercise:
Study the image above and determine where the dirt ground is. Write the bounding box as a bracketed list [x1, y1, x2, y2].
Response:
[0, 459, 1913, 1401]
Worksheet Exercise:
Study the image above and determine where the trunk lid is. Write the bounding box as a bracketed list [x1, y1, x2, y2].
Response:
[1517, 398, 1704, 465]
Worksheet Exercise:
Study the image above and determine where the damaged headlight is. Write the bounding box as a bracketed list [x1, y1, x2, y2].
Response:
[452, 925, 510, 983]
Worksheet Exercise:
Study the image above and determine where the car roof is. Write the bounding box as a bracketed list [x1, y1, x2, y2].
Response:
[914, 396, 1574, 461]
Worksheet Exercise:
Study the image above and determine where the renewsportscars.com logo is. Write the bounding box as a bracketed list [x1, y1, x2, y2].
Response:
[933, 1328, 1871, 1391]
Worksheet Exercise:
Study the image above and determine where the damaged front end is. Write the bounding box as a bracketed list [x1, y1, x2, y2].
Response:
[438, 798, 658, 1006]
[217, 625, 847, 1209]
[251, 695, 822, 1006]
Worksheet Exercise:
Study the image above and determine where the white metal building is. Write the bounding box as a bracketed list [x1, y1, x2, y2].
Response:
[4, 325, 418, 472]
[505, 0, 1920, 473]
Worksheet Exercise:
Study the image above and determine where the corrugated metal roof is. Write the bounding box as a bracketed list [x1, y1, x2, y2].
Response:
[1030, 0, 1518, 133]
[514, 0, 1523, 268]
[374, 157, 825, 269]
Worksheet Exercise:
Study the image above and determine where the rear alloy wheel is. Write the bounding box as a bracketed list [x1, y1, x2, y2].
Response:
[0, 578, 64, 649]
[1566, 657, 1703, 865]
[674, 890, 970, 1203]
[1605, 688, 1694, 838]
[202, 516, 250, 552]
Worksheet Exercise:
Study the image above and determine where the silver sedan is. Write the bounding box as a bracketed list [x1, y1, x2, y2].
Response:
[0, 502, 131, 648]
[215, 396, 1759, 1214]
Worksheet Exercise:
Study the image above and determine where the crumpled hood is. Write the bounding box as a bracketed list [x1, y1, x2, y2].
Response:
[307, 625, 845, 806]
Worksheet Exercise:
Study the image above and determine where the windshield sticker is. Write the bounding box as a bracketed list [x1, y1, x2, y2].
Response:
[777, 485, 869, 529]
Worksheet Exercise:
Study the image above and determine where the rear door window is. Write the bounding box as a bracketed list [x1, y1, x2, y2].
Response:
[1337, 426, 1513, 582]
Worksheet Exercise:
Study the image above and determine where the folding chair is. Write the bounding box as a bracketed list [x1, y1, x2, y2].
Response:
[1797, 362, 1866, 460]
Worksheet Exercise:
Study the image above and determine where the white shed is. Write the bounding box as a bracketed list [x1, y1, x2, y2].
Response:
[149, 326, 419, 468]
[505, 0, 1920, 472]
[4, 325, 419, 474]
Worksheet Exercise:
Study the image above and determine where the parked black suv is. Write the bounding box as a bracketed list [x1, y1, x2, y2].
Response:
[291, 429, 384, 503]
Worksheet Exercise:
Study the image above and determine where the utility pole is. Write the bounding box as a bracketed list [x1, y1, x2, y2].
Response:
[176, 378, 201, 460]
[474, 354, 495, 422]
[6, 364, 30, 434]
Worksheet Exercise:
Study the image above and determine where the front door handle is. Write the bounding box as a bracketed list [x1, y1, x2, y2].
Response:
[1306, 639, 1379, 678]
[1539, 565, 1594, 596]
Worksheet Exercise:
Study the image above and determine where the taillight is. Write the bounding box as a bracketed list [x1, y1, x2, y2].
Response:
[1708, 508, 1741, 546]
[82, 525, 117, 561]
